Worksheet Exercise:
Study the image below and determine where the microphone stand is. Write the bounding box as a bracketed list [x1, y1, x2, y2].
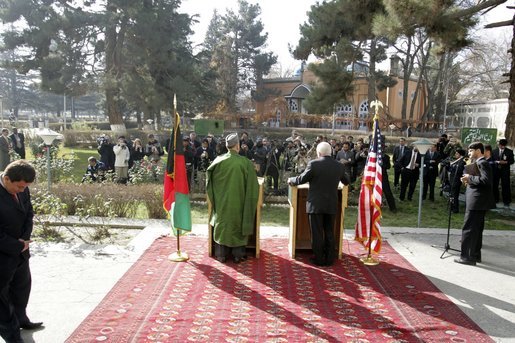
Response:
[432, 158, 462, 258]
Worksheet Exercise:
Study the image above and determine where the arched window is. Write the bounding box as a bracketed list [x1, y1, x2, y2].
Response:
[288, 99, 299, 113]
[358, 100, 369, 130]
[335, 103, 353, 129]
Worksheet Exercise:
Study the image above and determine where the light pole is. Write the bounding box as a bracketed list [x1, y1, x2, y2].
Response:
[37, 128, 60, 191]
[414, 138, 434, 227]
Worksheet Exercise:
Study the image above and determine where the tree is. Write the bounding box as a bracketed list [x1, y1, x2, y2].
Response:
[293, 0, 390, 122]
[0, 0, 200, 132]
[203, 0, 277, 113]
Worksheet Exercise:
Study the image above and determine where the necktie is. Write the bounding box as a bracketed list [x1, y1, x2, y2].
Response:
[409, 152, 417, 170]
[430, 152, 433, 159]
[12, 193, 18, 203]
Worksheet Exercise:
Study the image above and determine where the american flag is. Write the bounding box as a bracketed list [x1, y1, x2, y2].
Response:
[355, 117, 383, 253]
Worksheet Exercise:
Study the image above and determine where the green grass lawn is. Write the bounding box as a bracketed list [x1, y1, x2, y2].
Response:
[29, 146, 514, 230]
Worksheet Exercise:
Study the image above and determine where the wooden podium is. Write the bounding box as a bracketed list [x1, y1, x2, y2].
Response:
[288, 183, 348, 259]
[208, 177, 264, 258]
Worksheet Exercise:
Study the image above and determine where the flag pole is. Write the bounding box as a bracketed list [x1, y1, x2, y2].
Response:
[169, 94, 189, 262]
[360, 100, 382, 266]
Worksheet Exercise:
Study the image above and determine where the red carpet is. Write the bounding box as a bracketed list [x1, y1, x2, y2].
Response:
[66, 236, 492, 342]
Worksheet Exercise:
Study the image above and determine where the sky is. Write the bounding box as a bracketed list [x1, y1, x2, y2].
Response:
[179, 0, 319, 73]
[179, 0, 513, 73]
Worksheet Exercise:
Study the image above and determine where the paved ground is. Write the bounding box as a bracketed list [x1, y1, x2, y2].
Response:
[21, 221, 515, 343]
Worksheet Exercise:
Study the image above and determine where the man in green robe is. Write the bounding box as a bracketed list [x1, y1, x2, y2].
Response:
[207, 133, 259, 263]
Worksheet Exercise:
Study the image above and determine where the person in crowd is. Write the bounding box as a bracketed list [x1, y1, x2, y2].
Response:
[264, 140, 282, 194]
[239, 131, 254, 151]
[492, 138, 514, 208]
[347, 135, 355, 149]
[399, 144, 421, 201]
[251, 138, 268, 177]
[392, 137, 409, 189]
[113, 137, 130, 184]
[195, 138, 215, 172]
[437, 134, 449, 158]
[145, 134, 164, 165]
[336, 142, 354, 184]
[182, 137, 195, 190]
[381, 142, 397, 212]
[456, 142, 495, 265]
[443, 136, 462, 158]
[332, 142, 342, 159]
[293, 146, 309, 174]
[81, 156, 106, 183]
[189, 132, 201, 150]
[206, 134, 218, 154]
[283, 140, 296, 171]
[0, 128, 12, 171]
[206, 133, 259, 264]
[131, 138, 146, 164]
[9, 128, 25, 159]
[353, 141, 368, 180]
[449, 149, 466, 213]
[0, 160, 43, 343]
[484, 144, 495, 170]
[239, 142, 253, 160]
[97, 135, 115, 171]
[288, 142, 350, 267]
[422, 143, 441, 201]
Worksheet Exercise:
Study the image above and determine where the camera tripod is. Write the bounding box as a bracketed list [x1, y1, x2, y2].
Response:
[432, 194, 461, 258]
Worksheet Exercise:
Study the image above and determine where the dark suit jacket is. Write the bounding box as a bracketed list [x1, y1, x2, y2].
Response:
[424, 150, 441, 177]
[401, 150, 422, 171]
[492, 147, 514, 175]
[290, 156, 350, 214]
[393, 145, 410, 168]
[0, 182, 33, 287]
[465, 157, 495, 211]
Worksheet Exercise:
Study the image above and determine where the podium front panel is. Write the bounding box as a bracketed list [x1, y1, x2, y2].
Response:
[288, 184, 347, 259]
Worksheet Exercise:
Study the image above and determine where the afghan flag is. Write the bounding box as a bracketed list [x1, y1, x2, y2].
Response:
[354, 115, 383, 253]
[163, 110, 192, 236]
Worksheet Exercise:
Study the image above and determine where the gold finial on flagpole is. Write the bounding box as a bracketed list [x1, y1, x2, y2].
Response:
[370, 100, 383, 121]
[173, 93, 177, 112]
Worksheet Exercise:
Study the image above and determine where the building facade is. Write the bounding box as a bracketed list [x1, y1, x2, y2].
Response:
[255, 61, 428, 132]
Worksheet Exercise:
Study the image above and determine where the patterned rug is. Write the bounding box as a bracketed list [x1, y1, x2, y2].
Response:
[66, 236, 492, 342]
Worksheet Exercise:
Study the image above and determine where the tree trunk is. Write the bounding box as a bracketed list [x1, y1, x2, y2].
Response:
[367, 39, 377, 127]
[401, 36, 412, 128]
[104, 2, 127, 134]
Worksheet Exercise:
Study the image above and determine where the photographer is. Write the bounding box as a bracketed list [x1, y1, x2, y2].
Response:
[97, 135, 115, 171]
[195, 138, 215, 172]
[81, 156, 106, 183]
[145, 134, 164, 164]
[113, 137, 130, 184]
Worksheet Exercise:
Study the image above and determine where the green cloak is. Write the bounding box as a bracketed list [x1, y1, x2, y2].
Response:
[207, 150, 259, 247]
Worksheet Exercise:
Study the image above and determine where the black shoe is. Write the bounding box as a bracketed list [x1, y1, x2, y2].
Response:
[233, 256, 247, 264]
[309, 257, 326, 266]
[454, 258, 476, 266]
[215, 256, 227, 263]
[20, 321, 44, 330]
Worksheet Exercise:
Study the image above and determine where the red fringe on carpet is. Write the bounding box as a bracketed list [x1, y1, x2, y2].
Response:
[66, 236, 492, 342]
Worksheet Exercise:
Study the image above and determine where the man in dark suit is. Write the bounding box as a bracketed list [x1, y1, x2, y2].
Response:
[399, 145, 421, 201]
[456, 142, 495, 266]
[8, 128, 25, 160]
[0, 160, 43, 343]
[492, 139, 514, 207]
[392, 138, 409, 188]
[288, 142, 350, 266]
[422, 144, 441, 201]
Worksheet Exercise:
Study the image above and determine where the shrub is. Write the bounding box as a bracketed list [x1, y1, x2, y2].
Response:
[32, 183, 167, 219]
